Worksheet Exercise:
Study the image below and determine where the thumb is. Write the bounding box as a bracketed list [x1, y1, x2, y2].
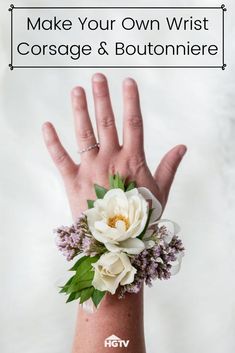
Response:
[154, 145, 187, 205]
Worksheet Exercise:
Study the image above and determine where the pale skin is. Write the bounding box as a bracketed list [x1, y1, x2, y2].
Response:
[42, 73, 187, 353]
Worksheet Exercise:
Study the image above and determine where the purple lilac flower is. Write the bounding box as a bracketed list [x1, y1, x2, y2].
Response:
[54, 214, 105, 261]
[119, 226, 184, 298]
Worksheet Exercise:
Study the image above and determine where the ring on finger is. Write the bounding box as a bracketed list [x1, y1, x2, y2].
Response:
[78, 142, 100, 154]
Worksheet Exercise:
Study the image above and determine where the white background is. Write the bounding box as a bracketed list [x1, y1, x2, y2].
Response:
[0, 1, 235, 353]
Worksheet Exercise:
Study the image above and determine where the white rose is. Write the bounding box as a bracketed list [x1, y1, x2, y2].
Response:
[92, 252, 136, 294]
[84, 187, 162, 255]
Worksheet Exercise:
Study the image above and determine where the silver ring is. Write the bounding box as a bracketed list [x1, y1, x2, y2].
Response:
[78, 143, 100, 154]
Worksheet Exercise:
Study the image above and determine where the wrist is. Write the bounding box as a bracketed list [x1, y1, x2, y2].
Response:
[73, 287, 145, 353]
[79, 285, 144, 317]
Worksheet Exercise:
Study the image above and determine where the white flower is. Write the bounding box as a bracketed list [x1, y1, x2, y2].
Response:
[142, 229, 156, 249]
[92, 252, 136, 294]
[84, 187, 162, 255]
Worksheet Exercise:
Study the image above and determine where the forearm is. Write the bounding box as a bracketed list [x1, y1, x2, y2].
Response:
[72, 287, 145, 353]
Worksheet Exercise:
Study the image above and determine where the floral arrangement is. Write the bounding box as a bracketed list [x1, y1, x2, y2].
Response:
[55, 174, 184, 307]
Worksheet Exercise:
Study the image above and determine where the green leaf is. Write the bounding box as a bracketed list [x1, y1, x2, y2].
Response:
[67, 279, 93, 293]
[109, 174, 115, 188]
[66, 271, 94, 294]
[138, 208, 154, 240]
[75, 256, 99, 278]
[87, 199, 95, 209]
[109, 173, 125, 190]
[61, 257, 97, 294]
[69, 256, 89, 271]
[59, 276, 75, 293]
[66, 256, 99, 293]
[66, 291, 81, 303]
[61, 256, 100, 300]
[125, 181, 136, 191]
[79, 287, 94, 304]
[94, 184, 108, 199]
[74, 269, 94, 284]
[92, 289, 106, 307]
[117, 174, 125, 190]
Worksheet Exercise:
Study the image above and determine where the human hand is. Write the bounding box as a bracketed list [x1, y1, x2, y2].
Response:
[42, 73, 186, 220]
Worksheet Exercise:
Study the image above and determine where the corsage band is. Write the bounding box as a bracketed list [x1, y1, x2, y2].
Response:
[55, 174, 184, 308]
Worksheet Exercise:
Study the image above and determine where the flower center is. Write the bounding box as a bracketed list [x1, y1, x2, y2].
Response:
[108, 214, 130, 231]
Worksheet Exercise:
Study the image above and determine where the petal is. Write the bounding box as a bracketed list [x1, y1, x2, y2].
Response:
[97, 252, 119, 267]
[91, 219, 128, 243]
[120, 238, 145, 254]
[118, 252, 132, 267]
[108, 259, 124, 274]
[160, 219, 181, 235]
[84, 207, 102, 224]
[104, 189, 128, 212]
[105, 238, 145, 255]
[94, 220, 110, 233]
[105, 242, 123, 253]
[101, 188, 129, 218]
[101, 270, 125, 294]
[89, 229, 108, 244]
[104, 188, 127, 200]
[138, 187, 162, 222]
[153, 219, 181, 243]
[120, 266, 137, 285]
[92, 270, 108, 292]
[125, 188, 139, 198]
[143, 240, 155, 249]
[115, 220, 126, 232]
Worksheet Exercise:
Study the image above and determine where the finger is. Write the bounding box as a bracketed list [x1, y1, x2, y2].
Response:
[42, 122, 77, 179]
[123, 78, 144, 155]
[154, 145, 187, 202]
[92, 73, 119, 151]
[71, 86, 98, 158]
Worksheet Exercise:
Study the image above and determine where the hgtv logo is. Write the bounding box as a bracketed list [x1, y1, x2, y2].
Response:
[104, 334, 129, 348]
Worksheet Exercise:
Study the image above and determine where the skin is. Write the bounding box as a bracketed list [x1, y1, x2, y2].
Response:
[42, 73, 187, 353]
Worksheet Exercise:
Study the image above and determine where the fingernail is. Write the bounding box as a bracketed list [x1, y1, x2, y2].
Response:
[124, 77, 136, 86]
[178, 145, 187, 158]
[93, 73, 106, 82]
[73, 87, 83, 96]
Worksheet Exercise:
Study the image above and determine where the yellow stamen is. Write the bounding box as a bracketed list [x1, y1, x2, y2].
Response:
[108, 214, 130, 230]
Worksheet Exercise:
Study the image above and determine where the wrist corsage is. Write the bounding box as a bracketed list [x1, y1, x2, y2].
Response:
[55, 174, 184, 308]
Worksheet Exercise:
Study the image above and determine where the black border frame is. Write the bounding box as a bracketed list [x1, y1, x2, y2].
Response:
[8, 4, 227, 70]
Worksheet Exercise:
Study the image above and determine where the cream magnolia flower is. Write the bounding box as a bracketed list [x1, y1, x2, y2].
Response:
[84, 187, 161, 255]
[92, 252, 136, 294]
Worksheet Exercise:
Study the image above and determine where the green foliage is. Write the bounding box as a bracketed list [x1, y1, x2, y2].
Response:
[109, 174, 137, 192]
[94, 184, 108, 199]
[87, 199, 95, 209]
[69, 256, 89, 271]
[80, 287, 95, 304]
[59, 276, 75, 293]
[125, 180, 136, 191]
[109, 173, 125, 190]
[60, 255, 106, 305]
[92, 289, 106, 307]
[66, 291, 81, 303]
